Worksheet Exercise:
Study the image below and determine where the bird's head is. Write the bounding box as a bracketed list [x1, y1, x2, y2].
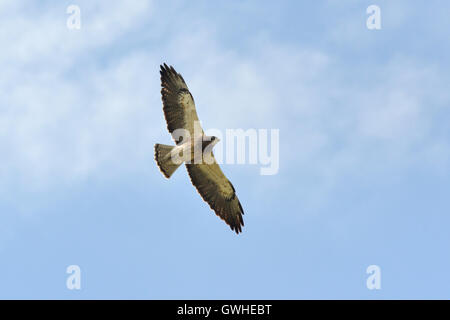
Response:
[210, 136, 220, 144]
[202, 136, 220, 151]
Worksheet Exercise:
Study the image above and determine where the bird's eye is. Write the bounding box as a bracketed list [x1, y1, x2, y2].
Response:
[211, 137, 215, 140]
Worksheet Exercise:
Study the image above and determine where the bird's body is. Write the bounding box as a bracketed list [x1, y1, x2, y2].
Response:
[155, 64, 245, 234]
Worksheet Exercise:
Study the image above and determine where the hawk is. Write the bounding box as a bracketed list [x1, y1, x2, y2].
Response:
[154, 64, 245, 234]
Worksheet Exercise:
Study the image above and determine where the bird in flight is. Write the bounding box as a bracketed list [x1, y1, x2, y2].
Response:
[154, 64, 245, 234]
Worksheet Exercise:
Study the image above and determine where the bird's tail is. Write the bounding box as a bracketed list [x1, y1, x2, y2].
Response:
[154, 143, 183, 178]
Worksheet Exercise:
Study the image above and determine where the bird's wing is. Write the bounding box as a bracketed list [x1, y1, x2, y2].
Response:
[160, 63, 203, 143]
[186, 158, 245, 234]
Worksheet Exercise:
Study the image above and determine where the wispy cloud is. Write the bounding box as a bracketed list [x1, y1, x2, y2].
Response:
[1, 0, 449, 196]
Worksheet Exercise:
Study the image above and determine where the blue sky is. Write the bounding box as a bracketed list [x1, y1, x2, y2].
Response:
[1, 0, 450, 299]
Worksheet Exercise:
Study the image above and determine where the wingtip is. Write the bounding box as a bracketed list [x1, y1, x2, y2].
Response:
[160, 63, 178, 80]
[230, 218, 244, 234]
[160, 63, 170, 72]
[238, 201, 244, 215]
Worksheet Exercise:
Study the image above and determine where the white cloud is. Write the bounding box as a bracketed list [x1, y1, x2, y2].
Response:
[0, 1, 155, 190]
[0, 0, 449, 198]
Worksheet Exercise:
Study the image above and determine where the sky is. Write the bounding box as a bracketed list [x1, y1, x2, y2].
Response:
[0, 0, 449, 299]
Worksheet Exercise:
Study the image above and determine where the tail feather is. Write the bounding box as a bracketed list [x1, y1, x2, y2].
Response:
[154, 143, 182, 178]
